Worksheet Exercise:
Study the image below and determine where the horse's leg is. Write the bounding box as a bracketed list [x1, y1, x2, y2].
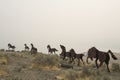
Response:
[95, 58, 99, 68]
[90, 57, 93, 61]
[99, 61, 103, 68]
[51, 51, 53, 54]
[69, 57, 72, 63]
[63, 54, 66, 60]
[69, 57, 73, 64]
[77, 58, 80, 66]
[86, 57, 89, 64]
[105, 61, 110, 72]
[81, 57, 84, 65]
[71, 57, 74, 63]
[73, 57, 76, 64]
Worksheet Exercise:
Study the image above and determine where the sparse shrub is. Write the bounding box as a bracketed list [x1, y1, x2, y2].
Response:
[33, 54, 60, 66]
[0, 49, 5, 52]
[89, 76, 101, 80]
[65, 70, 80, 80]
[0, 54, 9, 65]
[32, 54, 61, 70]
[111, 63, 120, 72]
[0, 67, 9, 77]
[102, 75, 111, 80]
[80, 66, 91, 78]
[79, 66, 106, 80]
[57, 69, 81, 80]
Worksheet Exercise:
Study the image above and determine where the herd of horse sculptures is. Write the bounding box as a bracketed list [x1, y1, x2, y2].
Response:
[6, 43, 118, 72]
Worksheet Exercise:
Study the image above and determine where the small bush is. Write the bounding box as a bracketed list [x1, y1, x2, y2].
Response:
[102, 76, 111, 80]
[80, 66, 91, 78]
[0, 54, 9, 65]
[57, 70, 81, 80]
[0, 67, 9, 77]
[111, 63, 120, 72]
[31, 54, 61, 70]
[65, 70, 80, 80]
[0, 49, 5, 52]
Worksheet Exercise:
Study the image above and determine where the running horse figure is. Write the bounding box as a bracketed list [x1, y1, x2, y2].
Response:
[8, 43, 16, 51]
[86, 47, 117, 72]
[70, 49, 84, 66]
[30, 43, 37, 54]
[47, 45, 58, 54]
[60, 45, 73, 63]
[24, 44, 29, 51]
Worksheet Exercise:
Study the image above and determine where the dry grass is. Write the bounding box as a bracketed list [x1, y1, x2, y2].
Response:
[111, 63, 120, 72]
[0, 52, 119, 80]
[0, 54, 10, 65]
[0, 67, 9, 77]
[31, 54, 61, 70]
[56, 65, 112, 80]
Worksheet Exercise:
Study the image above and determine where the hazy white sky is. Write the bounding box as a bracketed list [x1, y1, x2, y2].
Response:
[0, 0, 120, 53]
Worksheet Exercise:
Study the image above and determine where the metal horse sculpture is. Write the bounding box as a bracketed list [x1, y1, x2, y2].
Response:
[8, 43, 16, 51]
[60, 45, 74, 63]
[86, 47, 117, 72]
[47, 45, 58, 54]
[24, 44, 29, 51]
[30, 43, 37, 54]
[69, 49, 84, 66]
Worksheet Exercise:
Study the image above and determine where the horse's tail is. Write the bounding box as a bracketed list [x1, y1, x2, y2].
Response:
[108, 50, 117, 60]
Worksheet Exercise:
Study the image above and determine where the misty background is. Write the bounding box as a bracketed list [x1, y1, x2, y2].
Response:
[0, 0, 120, 53]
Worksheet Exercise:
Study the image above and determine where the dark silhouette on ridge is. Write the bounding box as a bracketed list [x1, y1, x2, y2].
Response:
[47, 45, 58, 54]
[86, 47, 117, 72]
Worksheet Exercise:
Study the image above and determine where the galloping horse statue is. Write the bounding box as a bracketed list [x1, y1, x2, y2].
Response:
[24, 44, 29, 51]
[47, 45, 58, 54]
[8, 43, 16, 51]
[30, 43, 37, 54]
[70, 49, 84, 66]
[86, 47, 117, 72]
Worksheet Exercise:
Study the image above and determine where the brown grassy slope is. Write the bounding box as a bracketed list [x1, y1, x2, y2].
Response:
[0, 51, 119, 80]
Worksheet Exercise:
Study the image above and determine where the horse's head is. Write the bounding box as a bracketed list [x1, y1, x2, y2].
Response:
[47, 45, 50, 49]
[108, 50, 112, 53]
[24, 44, 27, 46]
[60, 45, 66, 51]
[60, 45, 64, 48]
[8, 43, 11, 46]
[31, 43, 34, 47]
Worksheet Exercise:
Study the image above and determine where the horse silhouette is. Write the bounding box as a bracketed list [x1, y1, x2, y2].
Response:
[86, 47, 117, 72]
[8, 43, 16, 51]
[69, 49, 84, 66]
[60, 45, 74, 63]
[24, 44, 29, 51]
[30, 43, 37, 54]
[47, 45, 58, 54]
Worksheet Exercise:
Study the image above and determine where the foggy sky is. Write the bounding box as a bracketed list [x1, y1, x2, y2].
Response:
[0, 0, 120, 53]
